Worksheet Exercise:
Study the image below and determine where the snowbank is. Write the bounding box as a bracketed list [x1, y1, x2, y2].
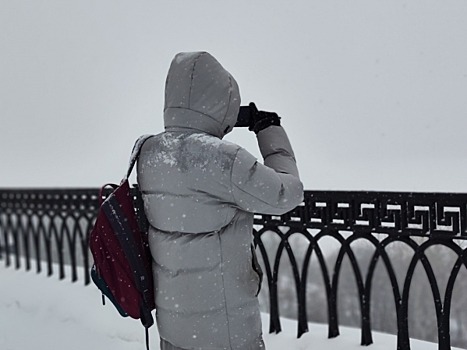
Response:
[0, 263, 460, 350]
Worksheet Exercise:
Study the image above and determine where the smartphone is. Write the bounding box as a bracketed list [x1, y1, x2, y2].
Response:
[235, 105, 252, 127]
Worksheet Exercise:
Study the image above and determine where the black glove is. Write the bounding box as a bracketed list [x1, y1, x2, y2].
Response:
[248, 103, 281, 134]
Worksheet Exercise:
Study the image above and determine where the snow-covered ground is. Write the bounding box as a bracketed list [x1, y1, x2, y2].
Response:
[1, 262, 461, 350]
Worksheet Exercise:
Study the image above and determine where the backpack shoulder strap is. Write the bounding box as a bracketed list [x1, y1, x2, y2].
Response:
[125, 134, 154, 180]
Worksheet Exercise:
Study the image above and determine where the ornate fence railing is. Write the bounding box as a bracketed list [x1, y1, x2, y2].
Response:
[1, 188, 466, 350]
[0, 188, 98, 284]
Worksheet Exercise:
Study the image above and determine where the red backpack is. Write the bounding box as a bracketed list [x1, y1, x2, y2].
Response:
[89, 135, 155, 349]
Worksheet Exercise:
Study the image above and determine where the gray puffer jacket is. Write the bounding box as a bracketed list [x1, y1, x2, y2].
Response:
[137, 52, 303, 350]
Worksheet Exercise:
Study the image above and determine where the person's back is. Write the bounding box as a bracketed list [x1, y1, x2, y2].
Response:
[137, 51, 303, 350]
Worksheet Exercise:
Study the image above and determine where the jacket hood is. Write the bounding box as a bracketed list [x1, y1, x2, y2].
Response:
[164, 52, 241, 138]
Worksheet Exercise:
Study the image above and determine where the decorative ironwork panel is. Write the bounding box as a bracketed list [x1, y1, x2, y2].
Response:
[259, 191, 467, 239]
[0, 189, 100, 284]
[252, 191, 467, 350]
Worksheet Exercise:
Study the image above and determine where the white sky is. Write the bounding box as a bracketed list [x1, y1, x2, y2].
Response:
[1, 0, 467, 191]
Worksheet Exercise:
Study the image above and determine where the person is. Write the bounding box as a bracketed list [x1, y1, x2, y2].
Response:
[137, 51, 303, 350]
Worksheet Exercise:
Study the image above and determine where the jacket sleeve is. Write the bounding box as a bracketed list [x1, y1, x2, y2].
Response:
[230, 126, 304, 215]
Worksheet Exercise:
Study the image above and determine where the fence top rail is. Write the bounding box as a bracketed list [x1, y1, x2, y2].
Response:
[2, 188, 467, 197]
[2, 188, 467, 239]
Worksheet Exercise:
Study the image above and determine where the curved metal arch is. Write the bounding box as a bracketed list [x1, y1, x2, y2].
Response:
[54, 213, 70, 280]
[254, 225, 286, 334]
[41, 211, 60, 277]
[271, 227, 321, 338]
[35, 212, 53, 274]
[276, 227, 350, 339]
[70, 212, 93, 283]
[19, 211, 36, 271]
[256, 226, 304, 335]
[7, 211, 22, 269]
[60, 213, 84, 282]
[2, 211, 18, 267]
[29, 213, 44, 274]
[356, 233, 397, 346]
[329, 231, 415, 346]
[66, 197, 98, 283]
[12, 212, 28, 270]
[67, 215, 82, 282]
[362, 235, 424, 350]
[327, 230, 370, 342]
[279, 227, 313, 338]
[441, 253, 467, 349]
[373, 235, 436, 350]
[20, 211, 41, 273]
[300, 228, 339, 339]
[399, 238, 465, 350]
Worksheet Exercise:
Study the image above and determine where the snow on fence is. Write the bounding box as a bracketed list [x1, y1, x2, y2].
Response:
[1, 188, 467, 350]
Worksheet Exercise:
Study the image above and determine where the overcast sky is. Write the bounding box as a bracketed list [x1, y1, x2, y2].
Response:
[1, 0, 467, 191]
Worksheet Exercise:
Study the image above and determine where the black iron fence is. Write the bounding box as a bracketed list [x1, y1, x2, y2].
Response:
[0, 189, 98, 284]
[1, 188, 467, 350]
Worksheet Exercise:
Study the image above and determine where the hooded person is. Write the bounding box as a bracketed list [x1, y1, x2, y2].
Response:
[137, 51, 304, 350]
